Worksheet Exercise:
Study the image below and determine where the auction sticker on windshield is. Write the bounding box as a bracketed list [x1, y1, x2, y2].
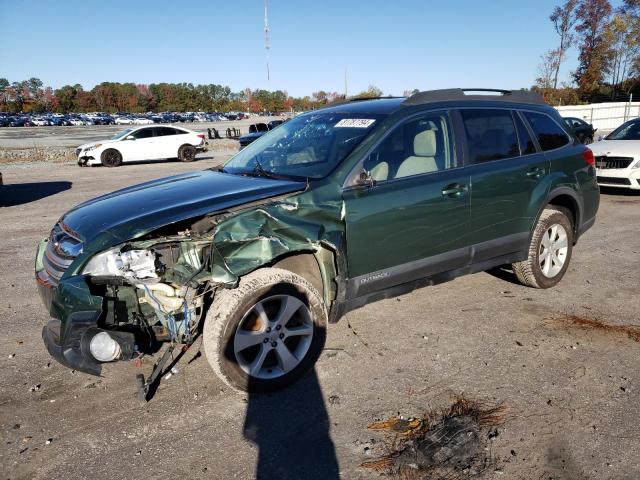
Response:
[334, 119, 376, 128]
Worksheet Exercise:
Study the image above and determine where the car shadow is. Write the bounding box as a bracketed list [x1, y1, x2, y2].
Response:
[485, 265, 521, 285]
[0, 181, 72, 207]
[243, 369, 340, 480]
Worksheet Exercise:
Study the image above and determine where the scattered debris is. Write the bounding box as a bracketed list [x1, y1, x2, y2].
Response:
[29, 384, 41, 392]
[8, 353, 15, 358]
[328, 395, 340, 405]
[553, 314, 640, 342]
[361, 396, 506, 479]
[45, 438, 53, 445]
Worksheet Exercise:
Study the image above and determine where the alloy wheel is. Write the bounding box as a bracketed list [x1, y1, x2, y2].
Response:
[233, 294, 313, 380]
[538, 223, 569, 278]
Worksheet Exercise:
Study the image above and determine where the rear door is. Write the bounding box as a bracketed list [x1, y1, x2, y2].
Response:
[462, 109, 549, 262]
[343, 110, 472, 297]
[152, 127, 179, 159]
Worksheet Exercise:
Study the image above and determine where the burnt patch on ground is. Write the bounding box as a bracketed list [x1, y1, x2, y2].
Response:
[361, 396, 506, 479]
[552, 313, 640, 343]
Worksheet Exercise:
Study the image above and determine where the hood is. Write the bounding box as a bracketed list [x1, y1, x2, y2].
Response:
[240, 132, 265, 141]
[589, 140, 640, 158]
[61, 170, 306, 249]
[78, 139, 116, 150]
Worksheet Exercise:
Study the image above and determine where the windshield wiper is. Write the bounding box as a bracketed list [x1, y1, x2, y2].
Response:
[251, 158, 278, 179]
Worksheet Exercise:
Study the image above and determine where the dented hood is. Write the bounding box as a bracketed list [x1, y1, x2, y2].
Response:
[61, 170, 305, 248]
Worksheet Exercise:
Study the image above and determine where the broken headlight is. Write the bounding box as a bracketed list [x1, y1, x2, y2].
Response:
[82, 248, 158, 279]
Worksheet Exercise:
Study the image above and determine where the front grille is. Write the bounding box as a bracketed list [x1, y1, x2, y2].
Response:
[597, 176, 632, 185]
[595, 156, 633, 169]
[42, 223, 83, 286]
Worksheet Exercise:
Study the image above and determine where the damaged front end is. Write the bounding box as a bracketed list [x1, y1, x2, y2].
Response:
[35, 171, 347, 378]
[37, 229, 212, 375]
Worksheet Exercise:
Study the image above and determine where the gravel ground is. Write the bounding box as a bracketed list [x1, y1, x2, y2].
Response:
[0, 158, 639, 479]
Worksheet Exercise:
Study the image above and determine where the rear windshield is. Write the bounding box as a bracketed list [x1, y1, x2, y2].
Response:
[224, 112, 386, 179]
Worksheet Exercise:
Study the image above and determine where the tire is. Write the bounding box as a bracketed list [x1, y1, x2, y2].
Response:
[512, 206, 574, 289]
[203, 268, 327, 393]
[101, 149, 122, 167]
[178, 144, 196, 162]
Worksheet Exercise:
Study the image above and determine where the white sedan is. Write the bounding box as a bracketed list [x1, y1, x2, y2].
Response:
[76, 125, 207, 167]
[590, 118, 640, 190]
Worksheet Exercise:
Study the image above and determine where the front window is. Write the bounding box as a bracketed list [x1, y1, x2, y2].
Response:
[606, 120, 640, 140]
[111, 128, 133, 140]
[223, 112, 385, 180]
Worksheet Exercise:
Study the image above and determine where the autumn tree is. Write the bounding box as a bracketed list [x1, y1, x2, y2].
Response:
[573, 0, 613, 95]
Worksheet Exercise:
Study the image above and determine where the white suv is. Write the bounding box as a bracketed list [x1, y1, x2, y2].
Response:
[76, 125, 207, 167]
[590, 118, 640, 190]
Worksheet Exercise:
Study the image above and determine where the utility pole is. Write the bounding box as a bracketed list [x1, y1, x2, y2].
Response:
[344, 66, 348, 99]
[264, 0, 270, 91]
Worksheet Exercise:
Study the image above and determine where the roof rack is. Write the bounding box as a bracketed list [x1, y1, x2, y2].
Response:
[403, 88, 545, 106]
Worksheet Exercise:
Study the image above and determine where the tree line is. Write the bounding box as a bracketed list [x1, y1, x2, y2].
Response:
[535, 0, 640, 104]
[0, 78, 389, 114]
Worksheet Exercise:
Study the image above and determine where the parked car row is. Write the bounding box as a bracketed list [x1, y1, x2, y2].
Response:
[0, 111, 271, 127]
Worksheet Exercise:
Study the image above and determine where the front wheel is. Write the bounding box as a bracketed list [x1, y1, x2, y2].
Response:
[101, 149, 122, 167]
[512, 207, 573, 288]
[178, 144, 196, 162]
[203, 268, 327, 393]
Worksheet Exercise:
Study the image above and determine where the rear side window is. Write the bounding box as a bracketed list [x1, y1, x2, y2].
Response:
[461, 109, 519, 163]
[514, 113, 536, 155]
[522, 112, 569, 151]
[154, 127, 176, 136]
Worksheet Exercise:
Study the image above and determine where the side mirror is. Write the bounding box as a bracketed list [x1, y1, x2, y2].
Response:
[125, 135, 135, 141]
[597, 135, 603, 142]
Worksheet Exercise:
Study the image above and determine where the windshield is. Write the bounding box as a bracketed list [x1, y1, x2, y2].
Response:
[112, 128, 133, 140]
[606, 120, 640, 140]
[223, 112, 385, 179]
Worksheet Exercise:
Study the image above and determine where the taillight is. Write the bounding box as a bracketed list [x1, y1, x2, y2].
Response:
[197, 134, 205, 140]
[583, 147, 595, 166]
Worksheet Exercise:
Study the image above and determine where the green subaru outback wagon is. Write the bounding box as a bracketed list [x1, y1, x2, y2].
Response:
[36, 89, 599, 393]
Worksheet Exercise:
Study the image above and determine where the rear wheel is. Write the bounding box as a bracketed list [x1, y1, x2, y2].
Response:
[203, 268, 327, 393]
[101, 149, 122, 167]
[178, 144, 196, 162]
[512, 207, 573, 288]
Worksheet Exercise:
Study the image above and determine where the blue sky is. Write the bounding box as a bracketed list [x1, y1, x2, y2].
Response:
[0, 0, 623, 97]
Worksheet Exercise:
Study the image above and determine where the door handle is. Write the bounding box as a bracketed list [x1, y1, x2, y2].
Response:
[441, 183, 468, 197]
[526, 167, 544, 178]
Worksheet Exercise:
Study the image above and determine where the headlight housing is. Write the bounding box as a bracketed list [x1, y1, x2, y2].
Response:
[82, 248, 158, 279]
[632, 159, 640, 169]
[85, 143, 102, 151]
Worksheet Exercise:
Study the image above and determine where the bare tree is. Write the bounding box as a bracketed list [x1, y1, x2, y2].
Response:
[550, 0, 579, 89]
[537, 49, 562, 88]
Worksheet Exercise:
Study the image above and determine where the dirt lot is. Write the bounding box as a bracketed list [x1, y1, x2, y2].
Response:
[1, 159, 639, 479]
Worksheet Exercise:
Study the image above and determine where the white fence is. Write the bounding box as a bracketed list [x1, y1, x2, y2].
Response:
[555, 101, 640, 131]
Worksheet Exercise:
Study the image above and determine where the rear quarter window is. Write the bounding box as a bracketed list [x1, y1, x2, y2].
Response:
[522, 112, 570, 151]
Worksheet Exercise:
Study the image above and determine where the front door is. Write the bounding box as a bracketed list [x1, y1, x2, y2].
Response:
[343, 110, 472, 297]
